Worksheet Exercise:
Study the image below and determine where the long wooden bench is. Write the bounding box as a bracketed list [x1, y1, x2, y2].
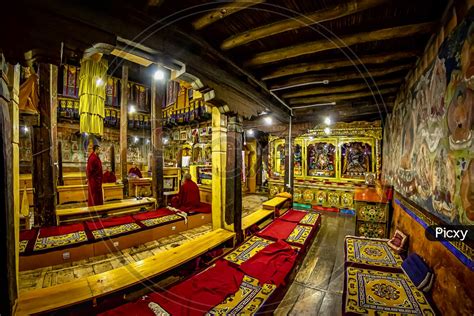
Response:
[242, 209, 274, 234]
[17, 228, 235, 315]
[56, 198, 156, 224]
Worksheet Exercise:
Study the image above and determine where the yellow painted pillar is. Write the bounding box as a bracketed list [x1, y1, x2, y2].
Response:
[247, 139, 257, 193]
[7, 63, 20, 297]
[211, 106, 227, 230]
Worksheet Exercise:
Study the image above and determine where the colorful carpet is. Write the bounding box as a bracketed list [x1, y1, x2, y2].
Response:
[285, 225, 313, 247]
[343, 266, 436, 315]
[34, 223, 87, 251]
[224, 236, 274, 266]
[86, 216, 141, 239]
[133, 208, 182, 227]
[345, 236, 403, 270]
[208, 275, 276, 315]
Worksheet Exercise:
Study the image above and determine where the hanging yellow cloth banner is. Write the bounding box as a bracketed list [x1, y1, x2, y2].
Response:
[79, 55, 108, 135]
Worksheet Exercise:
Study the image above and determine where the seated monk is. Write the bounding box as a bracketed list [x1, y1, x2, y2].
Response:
[103, 167, 117, 183]
[171, 173, 201, 210]
[128, 163, 143, 178]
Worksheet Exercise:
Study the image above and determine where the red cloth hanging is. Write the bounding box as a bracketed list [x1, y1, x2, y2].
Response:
[149, 260, 244, 316]
[239, 240, 297, 286]
[86, 151, 103, 206]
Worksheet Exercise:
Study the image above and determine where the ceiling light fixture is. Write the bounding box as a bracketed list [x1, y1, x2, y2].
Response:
[247, 129, 255, 136]
[264, 116, 273, 125]
[324, 117, 331, 125]
[153, 69, 165, 81]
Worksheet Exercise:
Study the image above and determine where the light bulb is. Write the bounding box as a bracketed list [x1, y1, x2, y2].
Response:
[264, 116, 272, 125]
[247, 129, 254, 136]
[153, 69, 165, 81]
[324, 127, 331, 135]
[129, 105, 136, 113]
[96, 78, 103, 86]
[324, 117, 331, 125]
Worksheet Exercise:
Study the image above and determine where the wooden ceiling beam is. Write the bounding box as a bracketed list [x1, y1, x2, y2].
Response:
[289, 87, 398, 105]
[192, 0, 265, 30]
[281, 77, 402, 98]
[261, 50, 418, 80]
[220, 0, 388, 50]
[270, 63, 411, 90]
[245, 22, 435, 67]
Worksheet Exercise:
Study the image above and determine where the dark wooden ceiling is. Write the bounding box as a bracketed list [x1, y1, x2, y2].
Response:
[2, 0, 448, 123]
[142, 0, 446, 122]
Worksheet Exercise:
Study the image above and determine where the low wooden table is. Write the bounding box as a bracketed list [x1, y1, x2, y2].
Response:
[55, 198, 156, 224]
[17, 229, 235, 315]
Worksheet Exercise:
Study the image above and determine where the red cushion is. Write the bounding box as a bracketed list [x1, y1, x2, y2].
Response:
[257, 219, 298, 240]
[280, 209, 306, 223]
[132, 208, 175, 221]
[38, 223, 85, 238]
[20, 228, 37, 241]
[86, 215, 135, 230]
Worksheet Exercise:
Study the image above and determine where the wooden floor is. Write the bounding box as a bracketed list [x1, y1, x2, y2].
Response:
[275, 213, 355, 316]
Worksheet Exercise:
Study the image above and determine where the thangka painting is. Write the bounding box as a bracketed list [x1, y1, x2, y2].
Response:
[341, 142, 372, 179]
[382, 9, 474, 225]
[307, 141, 336, 178]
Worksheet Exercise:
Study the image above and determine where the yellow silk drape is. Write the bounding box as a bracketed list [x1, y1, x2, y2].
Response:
[79, 58, 107, 135]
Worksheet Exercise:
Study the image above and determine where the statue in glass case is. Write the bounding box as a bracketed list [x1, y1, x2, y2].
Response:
[294, 144, 302, 176]
[307, 142, 336, 177]
[341, 142, 371, 178]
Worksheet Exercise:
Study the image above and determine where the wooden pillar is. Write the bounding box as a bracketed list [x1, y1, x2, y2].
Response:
[0, 55, 18, 316]
[284, 117, 294, 194]
[120, 65, 128, 195]
[256, 138, 263, 187]
[151, 78, 165, 207]
[226, 115, 243, 243]
[211, 107, 227, 230]
[32, 64, 58, 226]
[57, 142, 64, 186]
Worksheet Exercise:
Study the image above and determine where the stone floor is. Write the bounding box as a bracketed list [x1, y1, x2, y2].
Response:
[18, 224, 212, 293]
[274, 213, 356, 316]
[242, 193, 269, 217]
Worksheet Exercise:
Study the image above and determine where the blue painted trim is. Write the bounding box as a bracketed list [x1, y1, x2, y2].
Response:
[395, 199, 473, 271]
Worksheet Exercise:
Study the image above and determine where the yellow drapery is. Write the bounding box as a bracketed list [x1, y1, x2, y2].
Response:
[18, 71, 39, 114]
[79, 57, 107, 135]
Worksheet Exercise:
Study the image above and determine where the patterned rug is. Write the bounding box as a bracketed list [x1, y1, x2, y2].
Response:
[140, 214, 182, 227]
[225, 236, 274, 266]
[299, 212, 321, 226]
[286, 225, 314, 247]
[207, 275, 276, 315]
[34, 231, 88, 251]
[343, 266, 436, 315]
[91, 223, 141, 239]
[345, 236, 403, 270]
[33, 224, 88, 252]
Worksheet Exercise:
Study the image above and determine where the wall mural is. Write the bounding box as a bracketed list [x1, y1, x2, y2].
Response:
[382, 10, 474, 225]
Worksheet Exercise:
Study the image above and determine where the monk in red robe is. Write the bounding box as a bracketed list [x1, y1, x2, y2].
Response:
[172, 173, 200, 210]
[86, 145, 103, 206]
[128, 163, 142, 178]
[102, 166, 117, 183]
